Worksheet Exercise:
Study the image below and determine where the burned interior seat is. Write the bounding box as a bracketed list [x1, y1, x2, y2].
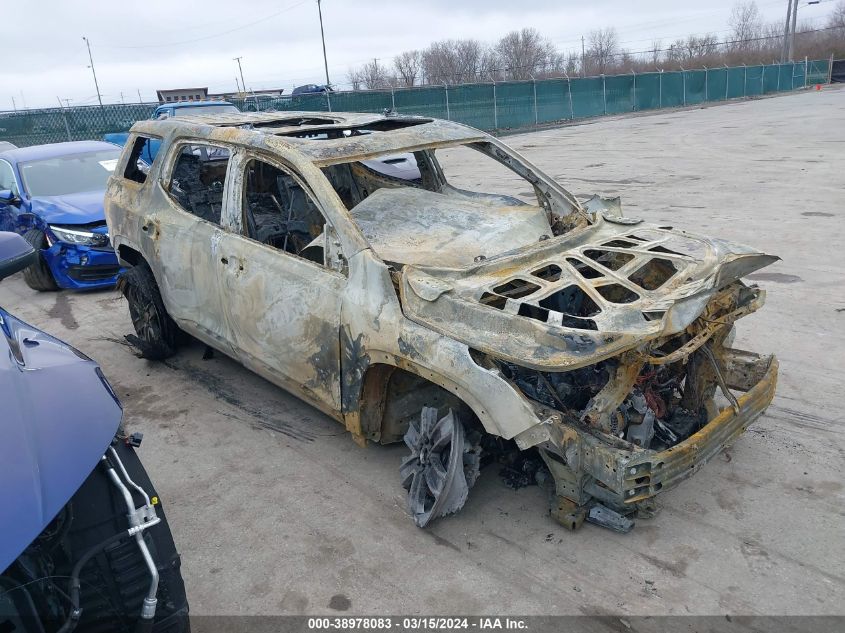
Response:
[243, 162, 325, 257]
[170, 153, 225, 224]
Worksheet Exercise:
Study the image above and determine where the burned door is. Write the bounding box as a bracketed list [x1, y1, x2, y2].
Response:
[217, 154, 344, 412]
[150, 141, 235, 352]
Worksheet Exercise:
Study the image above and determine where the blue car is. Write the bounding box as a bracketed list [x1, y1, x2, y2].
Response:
[104, 101, 240, 163]
[0, 141, 125, 291]
[0, 231, 189, 632]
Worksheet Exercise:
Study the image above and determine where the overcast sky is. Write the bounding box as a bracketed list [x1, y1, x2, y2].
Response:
[4, 0, 837, 110]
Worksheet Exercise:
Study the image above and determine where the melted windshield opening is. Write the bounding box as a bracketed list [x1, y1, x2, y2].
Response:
[20, 149, 121, 197]
[319, 144, 558, 268]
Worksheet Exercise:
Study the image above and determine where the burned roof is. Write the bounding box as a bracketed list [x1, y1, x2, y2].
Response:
[131, 111, 486, 165]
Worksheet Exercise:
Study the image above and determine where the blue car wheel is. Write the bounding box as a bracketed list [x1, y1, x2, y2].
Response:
[21, 229, 58, 291]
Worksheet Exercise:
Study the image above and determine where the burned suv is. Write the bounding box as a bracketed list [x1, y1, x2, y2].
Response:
[104, 112, 778, 531]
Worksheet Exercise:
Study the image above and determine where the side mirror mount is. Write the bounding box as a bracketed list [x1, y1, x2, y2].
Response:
[0, 231, 37, 281]
[0, 189, 20, 206]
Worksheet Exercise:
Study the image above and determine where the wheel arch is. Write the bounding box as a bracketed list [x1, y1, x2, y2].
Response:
[116, 242, 144, 267]
[345, 356, 496, 445]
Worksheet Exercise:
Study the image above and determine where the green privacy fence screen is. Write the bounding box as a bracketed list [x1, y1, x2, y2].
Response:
[0, 59, 831, 148]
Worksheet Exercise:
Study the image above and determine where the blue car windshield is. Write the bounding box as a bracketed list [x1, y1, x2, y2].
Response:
[19, 149, 121, 197]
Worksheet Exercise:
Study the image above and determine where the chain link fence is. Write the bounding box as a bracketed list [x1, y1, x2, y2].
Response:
[0, 59, 831, 148]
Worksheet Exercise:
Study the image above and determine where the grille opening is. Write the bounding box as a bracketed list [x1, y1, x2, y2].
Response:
[517, 303, 550, 322]
[492, 278, 540, 299]
[538, 285, 601, 317]
[642, 310, 667, 321]
[539, 285, 600, 331]
[479, 292, 507, 310]
[531, 264, 562, 282]
[628, 258, 678, 290]
[602, 239, 638, 248]
[584, 249, 635, 271]
[596, 283, 639, 304]
[566, 257, 604, 279]
[627, 234, 650, 242]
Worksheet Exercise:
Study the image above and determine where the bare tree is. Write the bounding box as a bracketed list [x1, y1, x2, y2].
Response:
[728, 1, 763, 51]
[564, 52, 579, 76]
[666, 34, 720, 66]
[361, 59, 390, 89]
[347, 67, 364, 91]
[650, 39, 663, 67]
[587, 27, 619, 74]
[394, 50, 422, 87]
[421, 39, 494, 84]
[495, 28, 559, 80]
[829, 0, 845, 33]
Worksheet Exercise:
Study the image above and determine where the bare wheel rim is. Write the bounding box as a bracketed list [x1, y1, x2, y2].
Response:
[400, 407, 469, 527]
[127, 284, 162, 345]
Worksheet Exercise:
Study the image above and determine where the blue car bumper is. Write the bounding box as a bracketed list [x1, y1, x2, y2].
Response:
[41, 241, 123, 290]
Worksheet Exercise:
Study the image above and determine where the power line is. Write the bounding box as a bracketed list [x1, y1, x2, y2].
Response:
[98, 0, 309, 49]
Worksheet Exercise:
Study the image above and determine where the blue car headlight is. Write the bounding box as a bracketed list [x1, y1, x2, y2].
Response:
[49, 225, 109, 247]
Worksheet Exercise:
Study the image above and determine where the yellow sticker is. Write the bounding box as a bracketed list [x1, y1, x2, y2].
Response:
[151, 496, 159, 505]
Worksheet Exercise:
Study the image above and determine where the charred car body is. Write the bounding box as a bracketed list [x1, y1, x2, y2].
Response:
[104, 111, 778, 531]
[0, 232, 188, 631]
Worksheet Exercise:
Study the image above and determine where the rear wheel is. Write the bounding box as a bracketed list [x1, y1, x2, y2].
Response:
[118, 262, 180, 360]
[21, 229, 58, 291]
[400, 407, 481, 527]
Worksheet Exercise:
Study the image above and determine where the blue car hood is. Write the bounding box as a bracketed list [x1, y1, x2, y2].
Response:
[30, 190, 106, 225]
[0, 308, 121, 573]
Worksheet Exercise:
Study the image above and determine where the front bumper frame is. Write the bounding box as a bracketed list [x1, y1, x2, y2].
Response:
[541, 349, 778, 511]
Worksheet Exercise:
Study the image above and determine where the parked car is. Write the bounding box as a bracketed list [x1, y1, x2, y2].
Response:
[104, 101, 241, 163]
[0, 141, 124, 291]
[242, 93, 282, 112]
[291, 84, 332, 96]
[0, 231, 189, 632]
[104, 111, 778, 531]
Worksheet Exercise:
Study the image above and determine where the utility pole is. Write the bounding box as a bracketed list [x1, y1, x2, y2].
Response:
[781, 0, 793, 62]
[11, 96, 16, 112]
[56, 97, 73, 141]
[233, 57, 246, 94]
[317, 0, 331, 86]
[789, 1, 820, 61]
[137, 89, 143, 104]
[120, 91, 125, 104]
[235, 77, 241, 94]
[581, 36, 586, 77]
[61, 98, 72, 107]
[788, 0, 799, 61]
[83, 36, 104, 108]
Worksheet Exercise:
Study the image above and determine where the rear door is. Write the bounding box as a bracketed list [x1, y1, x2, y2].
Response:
[145, 140, 236, 352]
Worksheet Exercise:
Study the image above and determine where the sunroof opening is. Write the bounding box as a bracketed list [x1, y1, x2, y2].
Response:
[248, 117, 339, 129]
[277, 118, 432, 139]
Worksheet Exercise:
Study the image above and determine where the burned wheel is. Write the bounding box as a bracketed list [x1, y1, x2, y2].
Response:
[118, 262, 180, 360]
[400, 407, 481, 527]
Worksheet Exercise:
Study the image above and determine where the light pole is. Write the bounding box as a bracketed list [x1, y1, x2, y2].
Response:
[789, 1, 820, 61]
[233, 57, 246, 94]
[317, 0, 331, 87]
[82, 36, 104, 108]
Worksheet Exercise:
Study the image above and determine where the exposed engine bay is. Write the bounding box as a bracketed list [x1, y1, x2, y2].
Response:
[496, 281, 760, 452]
